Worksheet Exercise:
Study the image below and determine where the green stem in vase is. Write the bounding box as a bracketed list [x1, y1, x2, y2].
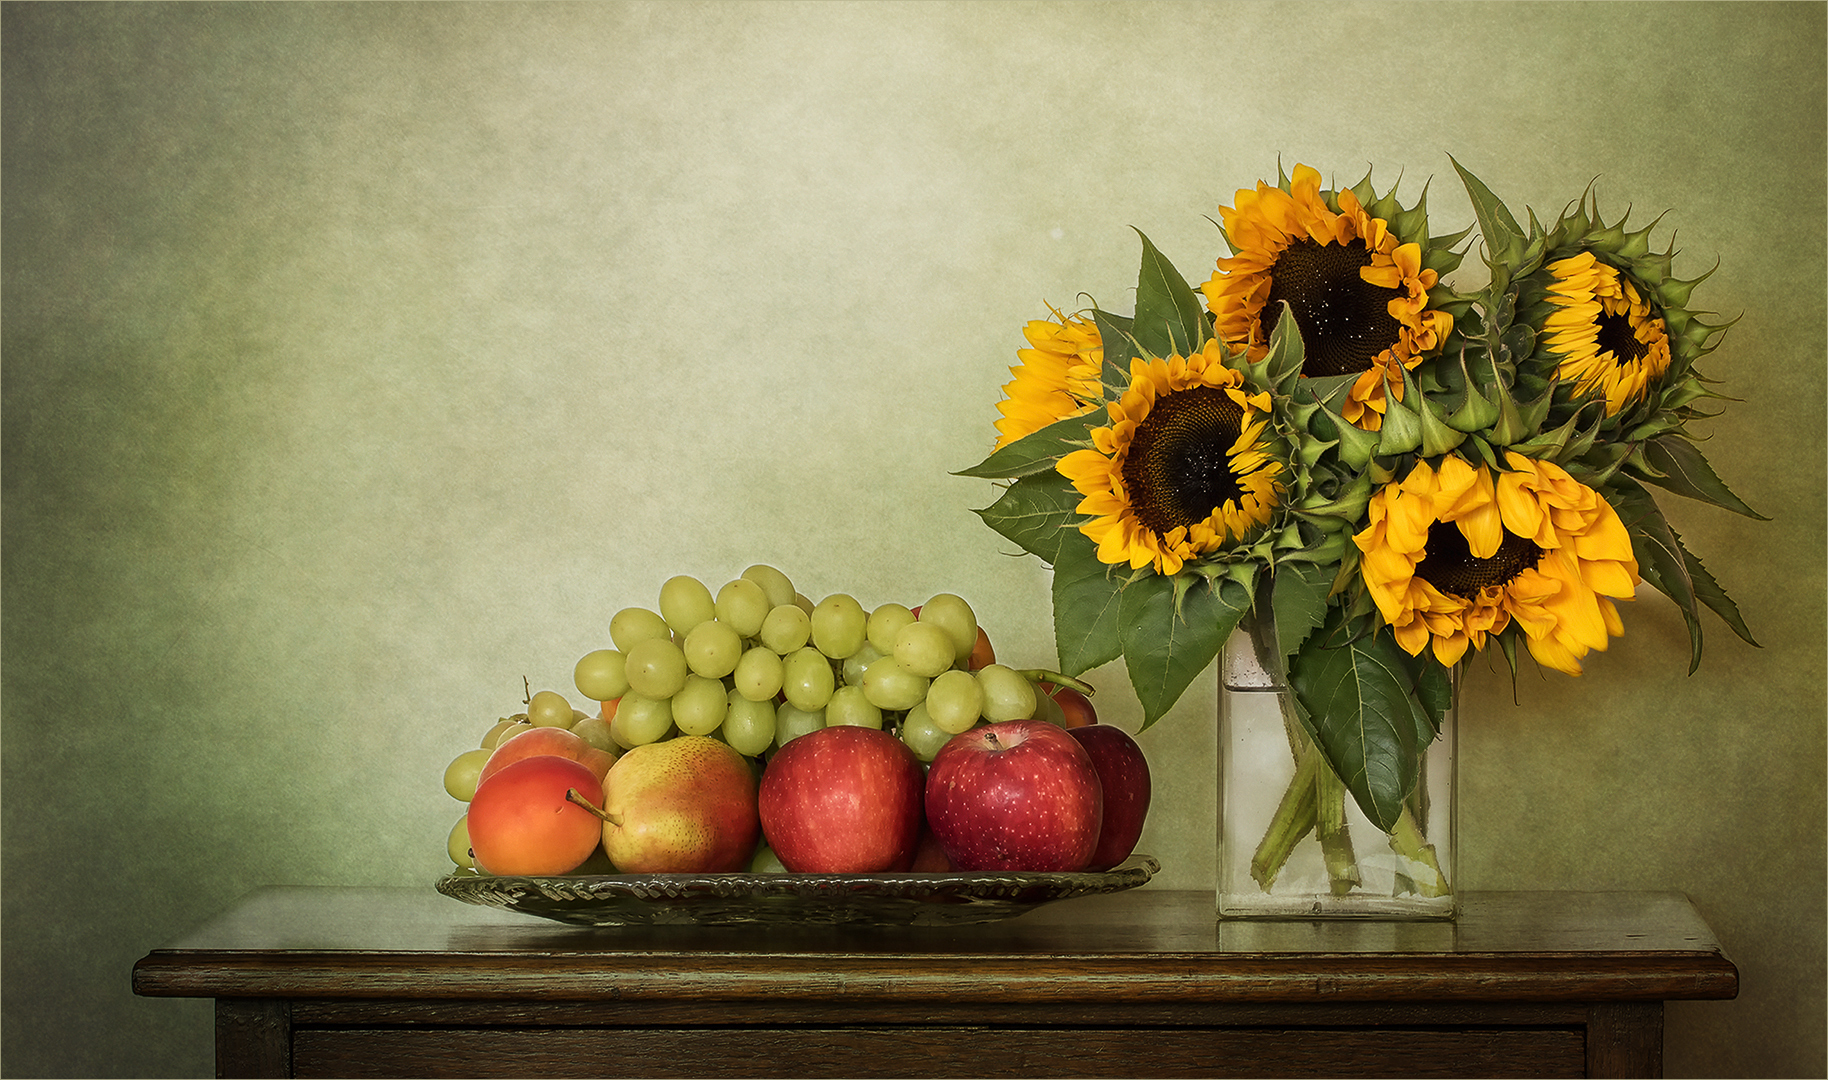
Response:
[1389, 806, 1451, 897]
[1315, 759, 1361, 896]
[1249, 741, 1318, 890]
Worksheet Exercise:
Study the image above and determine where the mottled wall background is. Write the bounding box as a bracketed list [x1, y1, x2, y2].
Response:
[3, 2, 1822, 1076]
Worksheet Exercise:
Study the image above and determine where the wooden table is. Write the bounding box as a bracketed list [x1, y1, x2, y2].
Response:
[133, 886, 1737, 1078]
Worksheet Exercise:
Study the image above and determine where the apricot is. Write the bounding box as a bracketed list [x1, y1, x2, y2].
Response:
[1047, 684, 1098, 728]
[467, 755, 605, 876]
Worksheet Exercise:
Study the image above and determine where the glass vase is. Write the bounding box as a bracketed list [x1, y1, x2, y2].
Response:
[1216, 621, 1457, 920]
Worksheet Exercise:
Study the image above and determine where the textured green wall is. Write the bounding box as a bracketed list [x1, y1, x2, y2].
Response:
[3, 3, 1822, 1075]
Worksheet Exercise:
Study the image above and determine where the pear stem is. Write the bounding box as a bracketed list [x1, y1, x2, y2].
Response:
[566, 788, 623, 827]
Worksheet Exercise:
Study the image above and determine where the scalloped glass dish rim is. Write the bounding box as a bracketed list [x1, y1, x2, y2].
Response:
[436, 853, 1160, 927]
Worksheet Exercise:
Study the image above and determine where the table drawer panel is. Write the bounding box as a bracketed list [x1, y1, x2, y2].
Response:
[292, 1025, 1587, 1078]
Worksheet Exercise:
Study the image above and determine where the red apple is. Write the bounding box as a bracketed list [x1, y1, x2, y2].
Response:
[1068, 725, 1151, 870]
[924, 719, 1103, 872]
[758, 725, 925, 873]
[467, 755, 606, 875]
[479, 726, 616, 787]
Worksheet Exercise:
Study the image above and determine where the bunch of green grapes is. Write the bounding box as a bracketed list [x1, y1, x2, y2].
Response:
[568, 564, 1038, 765]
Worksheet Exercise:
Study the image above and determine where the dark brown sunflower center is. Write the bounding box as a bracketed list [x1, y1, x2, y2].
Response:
[1594, 309, 1649, 366]
[1414, 521, 1544, 599]
[1121, 386, 1248, 534]
[1261, 238, 1405, 378]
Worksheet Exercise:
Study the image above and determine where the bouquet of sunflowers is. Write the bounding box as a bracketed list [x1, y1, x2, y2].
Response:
[961, 160, 1759, 904]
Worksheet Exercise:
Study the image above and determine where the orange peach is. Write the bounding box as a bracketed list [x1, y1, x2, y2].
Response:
[479, 725, 615, 787]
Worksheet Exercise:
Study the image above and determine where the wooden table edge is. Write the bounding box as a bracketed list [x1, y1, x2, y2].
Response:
[133, 948, 1740, 1003]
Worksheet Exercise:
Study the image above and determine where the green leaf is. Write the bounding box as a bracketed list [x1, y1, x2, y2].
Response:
[1287, 614, 1432, 831]
[1612, 477, 1759, 670]
[1092, 308, 1137, 401]
[953, 410, 1100, 479]
[1268, 563, 1333, 664]
[1613, 478, 1700, 670]
[1414, 660, 1455, 738]
[1050, 534, 1126, 676]
[1681, 536, 1760, 651]
[970, 471, 1079, 564]
[1130, 230, 1207, 359]
[1120, 572, 1251, 729]
[1635, 436, 1768, 519]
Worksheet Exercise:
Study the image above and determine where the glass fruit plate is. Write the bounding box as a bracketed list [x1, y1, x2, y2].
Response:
[435, 854, 1159, 927]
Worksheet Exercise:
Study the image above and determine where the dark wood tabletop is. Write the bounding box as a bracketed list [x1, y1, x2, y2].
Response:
[133, 886, 1738, 1078]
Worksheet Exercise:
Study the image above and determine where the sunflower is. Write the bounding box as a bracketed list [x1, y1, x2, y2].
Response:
[1488, 184, 1730, 457]
[1354, 452, 1639, 675]
[1202, 164, 1456, 432]
[993, 308, 1104, 449]
[1540, 251, 1672, 417]
[1057, 340, 1286, 576]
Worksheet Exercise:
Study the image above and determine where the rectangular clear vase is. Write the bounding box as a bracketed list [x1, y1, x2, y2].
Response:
[1216, 627, 1457, 920]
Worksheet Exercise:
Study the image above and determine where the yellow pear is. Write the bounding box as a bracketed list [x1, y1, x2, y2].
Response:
[595, 736, 759, 873]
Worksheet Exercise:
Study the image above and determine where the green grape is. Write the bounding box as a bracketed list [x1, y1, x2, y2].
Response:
[977, 663, 1037, 722]
[810, 593, 867, 659]
[732, 645, 785, 702]
[861, 655, 928, 711]
[782, 646, 836, 711]
[527, 689, 577, 728]
[624, 636, 689, 699]
[774, 702, 826, 748]
[749, 843, 788, 873]
[866, 603, 917, 654]
[610, 693, 673, 748]
[893, 621, 955, 678]
[925, 668, 984, 734]
[609, 607, 672, 652]
[723, 690, 777, 756]
[740, 563, 798, 610]
[793, 592, 816, 615]
[573, 649, 630, 702]
[683, 619, 743, 679]
[528, 697, 575, 730]
[570, 714, 619, 755]
[899, 701, 954, 762]
[917, 593, 979, 666]
[481, 716, 531, 749]
[448, 815, 474, 868]
[825, 684, 883, 729]
[443, 748, 492, 801]
[658, 574, 716, 635]
[714, 578, 771, 638]
[841, 640, 885, 688]
[1032, 687, 1066, 727]
[671, 674, 729, 736]
[759, 603, 812, 654]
